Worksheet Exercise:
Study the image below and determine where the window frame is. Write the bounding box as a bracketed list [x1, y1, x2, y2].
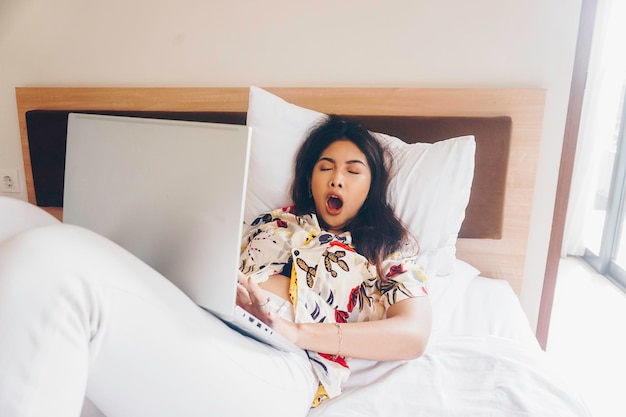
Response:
[583, 87, 626, 292]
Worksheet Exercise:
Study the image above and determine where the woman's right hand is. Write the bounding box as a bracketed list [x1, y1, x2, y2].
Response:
[235, 272, 274, 327]
[235, 271, 301, 346]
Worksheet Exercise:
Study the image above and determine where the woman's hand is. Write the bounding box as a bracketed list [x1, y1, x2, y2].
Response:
[235, 272, 301, 346]
[235, 271, 273, 326]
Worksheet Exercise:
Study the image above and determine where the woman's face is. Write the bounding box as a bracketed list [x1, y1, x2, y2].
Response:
[310, 139, 372, 234]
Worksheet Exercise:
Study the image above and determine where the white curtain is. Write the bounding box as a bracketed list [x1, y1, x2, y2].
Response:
[562, 0, 626, 257]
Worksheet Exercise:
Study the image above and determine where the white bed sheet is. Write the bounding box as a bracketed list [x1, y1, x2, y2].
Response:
[308, 260, 591, 417]
[428, 260, 541, 349]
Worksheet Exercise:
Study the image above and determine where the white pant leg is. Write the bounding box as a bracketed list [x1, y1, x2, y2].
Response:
[0, 224, 316, 417]
[0, 196, 59, 243]
[0, 197, 102, 416]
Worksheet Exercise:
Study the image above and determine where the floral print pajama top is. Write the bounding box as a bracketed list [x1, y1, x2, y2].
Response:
[239, 207, 429, 406]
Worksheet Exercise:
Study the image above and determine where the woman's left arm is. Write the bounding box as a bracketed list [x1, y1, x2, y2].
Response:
[287, 296, 432, 361]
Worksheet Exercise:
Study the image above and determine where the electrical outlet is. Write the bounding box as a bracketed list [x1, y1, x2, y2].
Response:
[0, 169, 20, 193]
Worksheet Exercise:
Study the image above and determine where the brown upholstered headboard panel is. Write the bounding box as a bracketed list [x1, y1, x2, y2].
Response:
[24, 109, 511, 239]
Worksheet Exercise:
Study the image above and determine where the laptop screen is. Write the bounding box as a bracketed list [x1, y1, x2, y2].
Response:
[64, 113, 252, 315]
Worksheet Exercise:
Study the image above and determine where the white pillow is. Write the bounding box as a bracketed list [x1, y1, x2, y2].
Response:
[245, 87, 325, 223]
[378, 132, 475, 275]
[245, 86, 475, 276]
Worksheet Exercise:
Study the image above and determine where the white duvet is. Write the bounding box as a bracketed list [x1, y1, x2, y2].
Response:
[310, 335, 589, 417]
[309, 262, 591, 417]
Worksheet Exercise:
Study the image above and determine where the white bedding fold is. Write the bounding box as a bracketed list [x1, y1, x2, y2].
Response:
[308, 335, 590, 417]
[308, 264, 589, 417]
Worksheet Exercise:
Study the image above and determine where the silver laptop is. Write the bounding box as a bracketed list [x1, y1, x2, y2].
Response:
[64, 113, 305, 357]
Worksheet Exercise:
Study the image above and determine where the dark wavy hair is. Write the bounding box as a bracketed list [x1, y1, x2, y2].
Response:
[291, 115, 414, 272]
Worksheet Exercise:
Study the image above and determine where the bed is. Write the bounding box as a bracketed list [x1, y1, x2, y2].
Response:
[10, 86, 591, 416]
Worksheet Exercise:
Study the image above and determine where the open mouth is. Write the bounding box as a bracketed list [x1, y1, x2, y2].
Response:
[326, 195, 344, 214]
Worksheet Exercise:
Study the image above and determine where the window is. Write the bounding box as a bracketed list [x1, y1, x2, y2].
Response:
[565, 0, 626, 293]
[583, 83, 626, 291]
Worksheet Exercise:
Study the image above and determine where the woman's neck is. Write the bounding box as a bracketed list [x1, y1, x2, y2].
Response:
[314, 212, 348, 236]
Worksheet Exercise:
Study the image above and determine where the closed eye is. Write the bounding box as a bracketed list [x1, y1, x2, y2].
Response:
[346, 162, 366, 175]
[317, 159, 334, 172]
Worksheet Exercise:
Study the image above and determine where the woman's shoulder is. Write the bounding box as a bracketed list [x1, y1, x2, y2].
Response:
[384, 238, 420, 261]
[379, 240, 428, 280]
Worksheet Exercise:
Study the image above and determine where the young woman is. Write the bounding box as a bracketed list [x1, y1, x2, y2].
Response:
[236, 115, 431, 405]
[0, 115, 431, 417]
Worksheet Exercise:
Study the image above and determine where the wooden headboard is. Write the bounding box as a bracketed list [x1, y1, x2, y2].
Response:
[15, 87, 546, 295]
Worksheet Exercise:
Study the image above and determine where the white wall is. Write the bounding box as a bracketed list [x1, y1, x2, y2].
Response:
[0, 0, 583, 330]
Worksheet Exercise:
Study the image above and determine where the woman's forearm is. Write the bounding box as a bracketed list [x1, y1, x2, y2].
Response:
[293, 297, 432, 361]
